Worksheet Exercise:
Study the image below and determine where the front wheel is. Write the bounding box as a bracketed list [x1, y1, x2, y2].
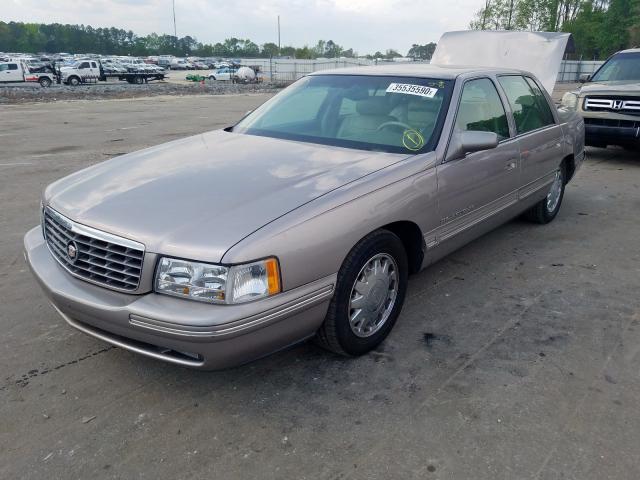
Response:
[316, 230, 408, 356]
[68, 76, 80, 86]
[524, 166, 565, 224]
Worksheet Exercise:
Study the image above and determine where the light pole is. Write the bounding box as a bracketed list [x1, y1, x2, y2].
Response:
[172, 0, 177, 38]
[277, 15, 281, 56]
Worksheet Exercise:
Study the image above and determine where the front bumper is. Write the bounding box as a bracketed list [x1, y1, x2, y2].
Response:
[583, 117, 640, 147]
[24, 227, 335, 370]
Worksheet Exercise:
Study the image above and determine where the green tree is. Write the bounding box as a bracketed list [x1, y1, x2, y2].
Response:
[261, 42, 279, 57]
[407, 42, 437, 60]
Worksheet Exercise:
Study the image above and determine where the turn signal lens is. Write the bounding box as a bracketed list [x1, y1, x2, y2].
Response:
[265, 258, 281, 295]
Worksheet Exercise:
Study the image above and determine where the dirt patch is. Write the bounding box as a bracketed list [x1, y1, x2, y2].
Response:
[0, 80, 283, 104]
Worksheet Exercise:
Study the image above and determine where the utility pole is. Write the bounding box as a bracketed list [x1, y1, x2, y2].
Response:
[172, 0, 177, 38]
[506, 0, 514, 30]
[277, 15, 281, 56]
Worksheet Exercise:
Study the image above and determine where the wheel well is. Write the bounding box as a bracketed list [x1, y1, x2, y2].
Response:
[380, 221, 425, 274]
[562, 154, 575, 184]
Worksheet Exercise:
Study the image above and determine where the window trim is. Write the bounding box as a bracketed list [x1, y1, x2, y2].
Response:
[496, 74, 557, 139]
[444, 76, 514, 164]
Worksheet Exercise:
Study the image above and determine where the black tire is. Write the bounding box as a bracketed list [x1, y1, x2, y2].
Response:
[523, 164, 566, 224]
[68, 76, 80, 86]
[39, 77, 52, 88]
[316, 229, 408, 356]
[134, 76, 144, 85]
[209, 76, 216, 81]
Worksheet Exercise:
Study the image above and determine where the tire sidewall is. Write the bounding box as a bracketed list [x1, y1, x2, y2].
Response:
[331, 232, 408, 355]
[543, 167, 566, 222]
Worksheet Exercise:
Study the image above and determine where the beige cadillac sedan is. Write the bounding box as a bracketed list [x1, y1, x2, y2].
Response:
[24, 64, 585, 369]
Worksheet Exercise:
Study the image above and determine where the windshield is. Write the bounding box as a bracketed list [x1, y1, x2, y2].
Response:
[591, 52, 640, 82]
[233, 74, 453, 153]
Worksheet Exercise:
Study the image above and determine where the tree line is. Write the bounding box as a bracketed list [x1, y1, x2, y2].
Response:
[470, 0, 640, 59]
[0, 22, 439, 60]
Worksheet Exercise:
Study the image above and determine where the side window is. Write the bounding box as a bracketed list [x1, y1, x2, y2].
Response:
[91, 62, 97, 68]
[524, 77, 555, 126]
[0, 64, 8, 71]
[498, 75, 554, 135]
[8, 63, 18, 70]
[455, 78, 510, 140]
[79, 62, 90, 69]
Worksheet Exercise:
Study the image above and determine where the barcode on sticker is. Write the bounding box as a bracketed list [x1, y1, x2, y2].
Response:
[386, 83, 438, 98]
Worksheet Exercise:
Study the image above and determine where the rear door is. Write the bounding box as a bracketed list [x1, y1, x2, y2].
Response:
[436, 77, 520, 243]
[497, 75, 563, 199]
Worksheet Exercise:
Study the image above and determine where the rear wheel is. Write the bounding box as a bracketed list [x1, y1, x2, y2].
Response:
[316, 230, 408, 356]
[134, 76, 144, 84]
[524, 165, 565, 224]
[39, 77, 52, 87]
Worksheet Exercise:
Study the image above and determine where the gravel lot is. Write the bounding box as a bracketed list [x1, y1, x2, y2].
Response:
[0, 76, 281, 104]
[1, 94, 639, 479]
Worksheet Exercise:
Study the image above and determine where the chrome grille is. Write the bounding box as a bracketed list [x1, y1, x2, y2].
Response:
[43, 207, 144, 291]
[584, 97, 640, 114]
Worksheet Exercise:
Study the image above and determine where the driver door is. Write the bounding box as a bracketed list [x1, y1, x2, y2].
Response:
[436, 77, 520, 244]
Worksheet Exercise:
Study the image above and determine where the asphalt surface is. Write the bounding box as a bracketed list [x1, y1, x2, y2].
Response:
[1, 94, 639, 480]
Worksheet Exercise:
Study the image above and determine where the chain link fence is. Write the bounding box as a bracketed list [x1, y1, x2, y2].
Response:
[245, 58, 604, 84]
[557, 60, 604, 83]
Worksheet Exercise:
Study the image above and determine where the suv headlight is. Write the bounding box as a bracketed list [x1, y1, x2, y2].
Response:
[155, 257, 281, 304]
[561, 92, 579, 111]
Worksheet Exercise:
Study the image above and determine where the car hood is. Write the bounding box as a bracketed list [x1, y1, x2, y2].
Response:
[45, 130, 406, 263]
[579, 80, 640, 96]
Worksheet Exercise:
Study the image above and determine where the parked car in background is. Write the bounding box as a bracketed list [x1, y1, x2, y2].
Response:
[158, 56, 173, 69]
[209, 67, 235, 81]
[561, 48, 640, 149]
[26, 64, 584, 370]
[192, 61, 209, 70]
[170, 58, 191, 70]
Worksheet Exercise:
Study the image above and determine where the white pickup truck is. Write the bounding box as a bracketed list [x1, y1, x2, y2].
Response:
[0, 60, 56, 87]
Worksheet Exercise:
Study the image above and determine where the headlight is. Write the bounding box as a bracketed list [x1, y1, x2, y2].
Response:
[561, 92, 579, 111]
[155, 257, 281, 304]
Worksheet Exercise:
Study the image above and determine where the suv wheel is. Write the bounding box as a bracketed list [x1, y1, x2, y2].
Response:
[524, 166, 565, 224]
[316, 230, 408, 356]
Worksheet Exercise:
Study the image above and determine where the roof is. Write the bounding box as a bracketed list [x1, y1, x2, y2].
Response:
[617, 48, 640, 54]
[309, 63, 525, 79]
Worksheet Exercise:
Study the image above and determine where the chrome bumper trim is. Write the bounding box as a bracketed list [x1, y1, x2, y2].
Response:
[128, 285, 335, 338]
[51, 303, 205, 367]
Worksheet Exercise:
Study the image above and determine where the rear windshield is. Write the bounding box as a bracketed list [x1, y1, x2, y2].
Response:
[591, 52, 640, 82]
[233, 74, 453, 154]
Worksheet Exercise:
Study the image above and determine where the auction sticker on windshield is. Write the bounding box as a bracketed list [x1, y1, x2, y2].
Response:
[386, 83, 438, 98]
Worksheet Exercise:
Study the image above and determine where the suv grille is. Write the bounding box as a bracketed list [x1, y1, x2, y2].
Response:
[584, 96, 640, 115]
[583, 117, 640, 129]
[43, 207, 144, 291]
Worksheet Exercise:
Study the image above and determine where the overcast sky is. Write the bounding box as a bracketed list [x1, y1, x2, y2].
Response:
[4, 0, 483, 55]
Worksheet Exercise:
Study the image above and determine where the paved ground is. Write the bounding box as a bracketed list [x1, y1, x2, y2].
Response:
[1, 94, 639, 480]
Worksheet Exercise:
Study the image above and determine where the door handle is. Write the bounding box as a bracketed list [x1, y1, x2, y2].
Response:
[505, 161, 517, 171]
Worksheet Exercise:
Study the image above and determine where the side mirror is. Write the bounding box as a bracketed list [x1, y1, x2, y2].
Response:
[446, 130, 499, 162]
[579, 73, 591, 83]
